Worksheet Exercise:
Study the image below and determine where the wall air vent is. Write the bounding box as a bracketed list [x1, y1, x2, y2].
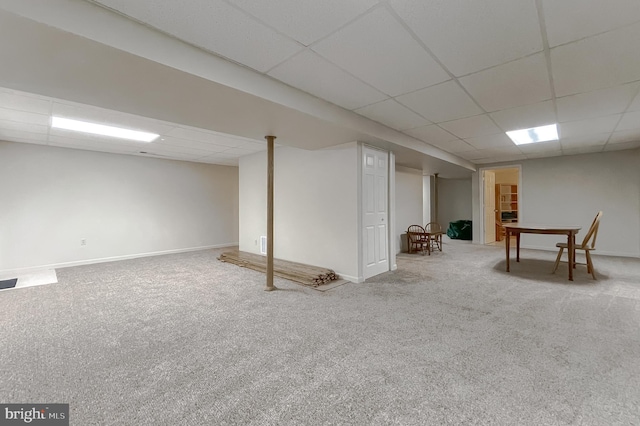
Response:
[260, 236, 267, 255]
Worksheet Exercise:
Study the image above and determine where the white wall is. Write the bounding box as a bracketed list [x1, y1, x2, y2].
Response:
[438, 178, 472, 230]
[395, 167, 423, 253]
[239, 143, 360, 281]
[0, 141, 239, 273]
[472, 149, 640, 257]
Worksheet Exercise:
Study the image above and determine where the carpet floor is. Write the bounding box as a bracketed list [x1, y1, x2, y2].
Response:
[1, 240, 639, 425]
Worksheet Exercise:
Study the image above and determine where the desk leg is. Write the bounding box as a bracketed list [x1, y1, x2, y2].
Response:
[516, 233, 521, 262]
[505, 229, 511, 272]
[568, 232, 575, 281]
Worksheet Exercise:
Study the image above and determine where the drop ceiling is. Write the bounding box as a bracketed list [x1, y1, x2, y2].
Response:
[1, 0, 640, 176]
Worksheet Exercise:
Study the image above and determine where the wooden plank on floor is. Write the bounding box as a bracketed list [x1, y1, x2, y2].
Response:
[218, 250, 339, 287]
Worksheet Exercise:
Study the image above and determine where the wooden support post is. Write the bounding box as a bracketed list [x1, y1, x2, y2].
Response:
[265, 135, 277, 291]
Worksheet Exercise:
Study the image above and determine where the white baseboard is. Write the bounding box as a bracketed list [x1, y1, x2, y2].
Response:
[0, 242, 238, 277]
[338, 273, 362, 283]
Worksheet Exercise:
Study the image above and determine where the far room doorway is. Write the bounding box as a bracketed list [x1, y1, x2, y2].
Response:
[482, 166, 521, 245]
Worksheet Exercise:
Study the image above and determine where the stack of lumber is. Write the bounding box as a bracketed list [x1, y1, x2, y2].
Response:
[218, 250, 339, 287]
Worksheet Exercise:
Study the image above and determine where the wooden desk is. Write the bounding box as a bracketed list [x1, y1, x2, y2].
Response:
[502, 224, 582, 281]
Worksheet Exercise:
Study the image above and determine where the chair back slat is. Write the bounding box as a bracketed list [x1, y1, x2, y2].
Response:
[407, 225, 425, 242]
[580, 211, 603, 249]
[425, 222, 442, 233]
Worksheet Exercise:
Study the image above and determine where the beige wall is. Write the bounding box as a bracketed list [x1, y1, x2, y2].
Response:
[438, 178, 472, 230]
[239, 143, 360, 281]
[472, 149, 640, 257]
[395, 167, 423, 253]
[0, 141, 239, 273]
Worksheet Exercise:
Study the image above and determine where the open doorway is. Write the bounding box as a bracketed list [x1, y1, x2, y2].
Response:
[482, 166, 521, 245]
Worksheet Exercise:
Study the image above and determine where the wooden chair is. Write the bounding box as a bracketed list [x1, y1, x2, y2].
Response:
[425, 222, 444, 253]
[407, 225, 429, 255]
[552, 211, 603, 279]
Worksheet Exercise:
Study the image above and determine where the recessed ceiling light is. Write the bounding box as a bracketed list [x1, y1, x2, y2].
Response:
[51, 116, 159, 142]
[506, 124, 558, 145]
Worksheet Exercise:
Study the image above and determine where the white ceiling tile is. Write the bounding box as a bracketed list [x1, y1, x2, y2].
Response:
[237, 141, 268, 152]
[227, 0, 378, 46]
[403, 124, 459, 145]
[628, 89, 640, 112]
[542, 0, 640, 47]
[603, 140, 640, 151]
[516, 141, 562, 153]
[388, 0, 543, 76]
[355, 99, 430, 130]
[464, 134, 514, 149]
[268, 50, 387, 110]
[0, 119, 48, 135]
[562, 146, 604, 156]
[0, 90, 51, 115]
[151, 141, 216, 156]
[475, 154, 527, 164]
[166, 127, 256, 147]
[615, 110, 640, 132]
[439, 114, 502, 139]
[312, 8, 449, 96]
[157, 135, 229, 153]
[93, 0, 303, 72]
[557, 83, 639, 123]
[455, 149, 483, 160]
[218, 146, 261, 157]
[0, 128, 48, 144]
[489, 101, 557, 132]
[396, 81, 482, 123]
[458, 146, 523, 162]
[559, 115, 620, 139]
[432, 139, 476, 154]
[560, 133, 609, 148]
[48, 135, 142, 153]
[551, 22, 640, 97]
[460, 53, 552, 112]
[0, 107, 49, 126]
[525, 151, 563, 159]
[608, 129, 640, 145]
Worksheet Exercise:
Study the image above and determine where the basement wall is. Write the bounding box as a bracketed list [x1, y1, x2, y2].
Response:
[472, 148, 640, 257]
[0, 141, 239, 273]
[239, 143, 359, 281]
[394, 167, 423, 253]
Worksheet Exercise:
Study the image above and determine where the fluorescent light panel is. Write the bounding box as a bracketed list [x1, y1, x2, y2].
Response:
[51, 116, 159, 142]
[506, 124, 558, 145]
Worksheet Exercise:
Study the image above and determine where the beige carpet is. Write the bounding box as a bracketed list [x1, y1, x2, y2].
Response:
[1, 240, 638, 425]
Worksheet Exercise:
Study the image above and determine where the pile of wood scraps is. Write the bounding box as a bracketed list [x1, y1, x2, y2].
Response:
[218, 250, 339, 287]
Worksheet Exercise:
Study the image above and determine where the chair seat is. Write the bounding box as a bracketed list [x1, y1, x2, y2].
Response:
[555, 242, 592, 250]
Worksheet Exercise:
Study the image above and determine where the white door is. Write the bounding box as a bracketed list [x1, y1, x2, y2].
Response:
[484, 170, 496, 244]
[363, 147, 389, 279]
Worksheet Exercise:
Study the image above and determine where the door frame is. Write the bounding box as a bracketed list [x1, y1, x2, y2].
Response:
[478, 164, 522, 244]
[358, 143, 395, 282]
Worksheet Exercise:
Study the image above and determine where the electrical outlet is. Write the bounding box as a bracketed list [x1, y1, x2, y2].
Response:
[80, 239, 86, 246]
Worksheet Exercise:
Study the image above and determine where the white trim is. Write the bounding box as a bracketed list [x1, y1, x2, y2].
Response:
[0, 242, 238, 277]
[478, 164, 523, 245]
[337, 273, 363, 283]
